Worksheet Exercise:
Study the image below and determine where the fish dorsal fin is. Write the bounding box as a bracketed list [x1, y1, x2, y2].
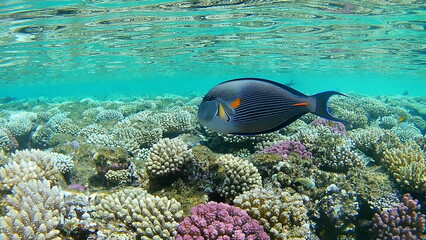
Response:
[220, 78, 308, 97]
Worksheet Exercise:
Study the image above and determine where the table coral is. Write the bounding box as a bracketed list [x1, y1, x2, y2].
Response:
[234, 188, 315, 240]
[371, 193, 425, 239]
[93, 188, 183, 239]
[0, 178, 64, 240]
[175, 201, 269, 240]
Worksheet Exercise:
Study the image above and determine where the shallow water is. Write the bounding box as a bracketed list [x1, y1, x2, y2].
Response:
[0, 1, 425, 240]
[1, 0, 425, 98]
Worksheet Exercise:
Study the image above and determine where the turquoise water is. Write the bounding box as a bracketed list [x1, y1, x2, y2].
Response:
[1, 0, 425, 98]
[1, 1, 426, 240]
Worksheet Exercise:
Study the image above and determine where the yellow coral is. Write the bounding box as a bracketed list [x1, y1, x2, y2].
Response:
[383, 140, 426, 192]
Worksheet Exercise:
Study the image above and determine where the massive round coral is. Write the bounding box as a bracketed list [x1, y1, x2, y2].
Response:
[175, 201, 269, 240]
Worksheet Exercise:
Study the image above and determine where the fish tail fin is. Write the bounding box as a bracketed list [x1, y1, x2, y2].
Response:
[312, 91, 348, 123]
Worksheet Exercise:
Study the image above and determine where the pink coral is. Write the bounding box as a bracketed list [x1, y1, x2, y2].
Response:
[175, 202, 269, 240]
[261, 140, 311, 160]
[371, 193, 425, 240]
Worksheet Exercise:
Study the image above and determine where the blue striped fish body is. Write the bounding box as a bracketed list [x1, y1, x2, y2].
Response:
[198, 78, 346, 135]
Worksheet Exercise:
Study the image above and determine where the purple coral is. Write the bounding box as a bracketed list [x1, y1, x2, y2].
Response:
[261, 140, 311, 160]
[175, 201, 270, 240]
[311, 118, 346, 135]
[371, 193, 425, 240]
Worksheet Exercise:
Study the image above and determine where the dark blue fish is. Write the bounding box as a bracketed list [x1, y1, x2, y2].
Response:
[198, 78, 346, 135]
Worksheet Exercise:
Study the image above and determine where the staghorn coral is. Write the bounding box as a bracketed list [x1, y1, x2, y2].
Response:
[234, 188, 315, 240]
[145, 137, 193, 177]
[215, 154, 262, 200]
[93, 187, 184, 239]
[175, 201, 269, 240]
[0, 178, 64, 240]
[382, 140, 426, 192]
[371, 193, 425, 240]
[0, 149, 62, 190]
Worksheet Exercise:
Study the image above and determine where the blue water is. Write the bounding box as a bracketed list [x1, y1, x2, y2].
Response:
[1, 0, 425, 98]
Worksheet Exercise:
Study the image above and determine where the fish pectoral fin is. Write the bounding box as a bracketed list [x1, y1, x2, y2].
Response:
[218, 103, 230, 121]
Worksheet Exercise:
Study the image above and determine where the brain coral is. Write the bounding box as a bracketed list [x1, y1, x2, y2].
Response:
[145, 137, 193, 177]
[382, 140, 426, 192]
[175, 201, 269, 240]
[234, 188, 314, 240]
[215, 154, 262, 200]
[0, 149, 62, 190]
[93, 187, 184, 239]
[0, 178, 64, 240]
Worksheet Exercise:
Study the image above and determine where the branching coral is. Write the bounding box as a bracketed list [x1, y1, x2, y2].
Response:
[0, 149, 62, 190]
[371, 193, 425, 239]
[234, 188, 314, 240]
[0, 178, 64, 240]
[93, 188, 184, 239]
[382, 140, 426, 192]
[175, 201, 269, 240]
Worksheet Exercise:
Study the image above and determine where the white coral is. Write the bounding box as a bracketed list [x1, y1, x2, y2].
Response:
[0, 178, 64, 240]
[145, 138, 193, 177]
[93, 188, 183, 239]
[0, 149, 62, 190]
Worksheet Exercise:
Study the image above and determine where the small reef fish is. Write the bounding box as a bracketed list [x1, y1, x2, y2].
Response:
[198, 78, 347, 135]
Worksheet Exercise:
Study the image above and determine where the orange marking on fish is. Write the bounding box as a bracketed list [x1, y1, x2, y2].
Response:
[230, 98, 241, 109]
[293, 102, 309, 106]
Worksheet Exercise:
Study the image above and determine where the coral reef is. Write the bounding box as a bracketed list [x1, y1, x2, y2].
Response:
[234, 188, 315, 240]
[175, 201, 269, 240]
[93, 187, 184, 239]
[371, 193, 425, 239]
[146, 137, 193, 177]
[0, 92, 425, 240]
[0, 178, 64, 240]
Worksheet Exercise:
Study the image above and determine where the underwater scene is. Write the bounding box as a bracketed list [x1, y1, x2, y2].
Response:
[0, 0, 425, 239]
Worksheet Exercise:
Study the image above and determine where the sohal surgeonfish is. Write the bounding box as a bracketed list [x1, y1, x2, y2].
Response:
[198, 78, 347, 135]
